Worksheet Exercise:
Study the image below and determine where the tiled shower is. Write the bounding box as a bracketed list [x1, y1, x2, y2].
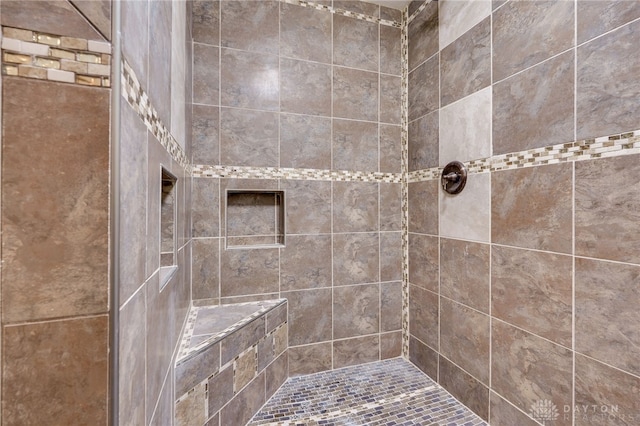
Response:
[0, 0, 639, 425]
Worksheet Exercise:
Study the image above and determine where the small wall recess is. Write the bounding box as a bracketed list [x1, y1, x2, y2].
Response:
[225, 190, 285, 249]
[160, 167, 178, 287]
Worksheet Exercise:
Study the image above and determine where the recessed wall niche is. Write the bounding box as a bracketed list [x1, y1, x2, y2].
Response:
[160, 167, 178, 287]
[225, 190, 285, 249]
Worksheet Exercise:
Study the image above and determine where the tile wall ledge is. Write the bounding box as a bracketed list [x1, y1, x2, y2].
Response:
[280, 0, 402, 28]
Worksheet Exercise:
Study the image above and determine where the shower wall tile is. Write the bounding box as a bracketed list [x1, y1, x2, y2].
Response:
[409, 335, 438, 379]
[333, 181, 378, 233]
[220, 248, 279, 297]
[220, 1, 278, 54]
[333, 335, 380, 369]
[408, 180, 438, 235]
[193, 43, 219, 106]
[176, 342, 220, 398]
[2, 316, 108, 425]
[150, 380, 173, 426]
[280, 235, 332, 291]
[333, 233, 380, 286]
[492, 246, 573, 347]
[207, 367, 233, 415]
[492, 0, 574, 82]
[148, 0, 172, 127]
[408, 0, 438, 72]
[146, 136, 172, 278]
[280, 3, 332, 64]
[577, 0, 640, 44]
[192, 104, 219, 165]
[380, 25, 401, 76]
[408, 110, 439, 171]
[440, 17, 491, 107]
[575, 258, 640, 377]
[493, 51, 575, 155]
[333, 67, 379, 122]
[332, 119, 378, 171]
[220, 49, 279, 111]
[191, 178, 219, 238]
[489, 392, 539, 426]
[440, 172, 491, 243]
[491, 321, 573, 426]
[280, 114, 331, 169]
[119, 290, 146, 424]
[266, 351, 288, 398]
[288, 342, 332, 376]
[69, 0, 112, 40]
[380, 6, 401, 23]
[192, 0, 219, 45]
[380, 182, 402, 232]
[408, 55, 439, 122]
[176, 383, 206, 426]
[282, 289, 332, 346]
[380, 233, 402, 282]
[409, 285, 439, 349]
[381, 281, 402, 332]
[381, 331, 402, 359]
[577, 18, 640, 139]
[1, 78, 109, 321]
[333, 14, 378, 72]
[280, 58, 331, 117]
[379, 124, 401, 174]
[219, 108, 279, 167]
[440, 299, 490, 385]
[408, 1, 424, 18]
[220, 372, 265, 426]
[334, 0, 379, 18]
[438, 0, 491, 50]
[440, 239, 490, 314]
[408, 233, 439, 292]
[280, 180, 332, 235]
[439, 356, 489, 421]
[192, 238, 220, 300]
[380, 74, 401, 125]
[576, 155, 640, 264]
[492, 163, 573, 254]
[333, 284, 380, 339]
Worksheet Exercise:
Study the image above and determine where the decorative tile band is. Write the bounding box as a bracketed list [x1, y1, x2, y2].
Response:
[400, 8, 410, 359]
[121, 59, 189, 170]
[408, 130, 640, 183]
[280, 0, 402, 28]
[1, 26, 111, 87]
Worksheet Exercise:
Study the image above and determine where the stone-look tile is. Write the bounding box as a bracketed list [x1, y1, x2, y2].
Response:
[219, 108, 279, 167]
[408, 55, 439, 122]
[333, 67, 379, 122]
[408, 0, 438, 71]
[575, 258, 640, 377]
[122, 0, 148, 85]
[380, 125, 401, 174]
[440, 17, 491, 107]
[282, 289, 332, 346]
[577, 18, 640, 139]
[381, 331, 402, 359]
[220, 0, 278, 54]
[440, 238, 490, 314]
[334, 335, 380, 369]
[119, 291, 145, 424]
[280, 2, 332, 63]
[576, 155, 640, 263]
[380, 25, 401, 76]
[409, 335, 438, 379]
[146, 136, 170, 277]
[221, 372, 266, 426]
[226, 192, 277, 240]
[577, 0, 640, 44]
[440, 87, 491, 165]
[381, 6, 401, 22]
[280, 58, 331, 117]
[220, 248, 279, 297]
[439, 356, 489, 421]
[335, 0, 379, 17]
[192, 0, 219, 45]
[493, 51, 575, 155]
[333, 233, 380, 286]
[280, 180, 332, 235]
[333, 284, 380, 339]
[381, 281, 402, 332]
[492, 0, 574, 82]
[192, 178, 219, 238]
[148, 0, 172, 127]
[408, 0, 424, 17]
[280, 114, 331, 169]
[235, 348, 257, 391]
[439, 0, 491, 50]
[70, 0, 112, 40]
[281, 235, 332, 291]
[409, 285, 439, 350]
[380, 74, 401, 125]
[332, 119, 379, 171]
[289, 342, 332, 376]
[380, 183, 402, 232]
[492, 246, 573, 347]
[193, 43, 219, 106]
[192, 238, 220, 300]
[492, 163, 573, 254]
[2, 79, 109, 321]
[491, 321, 573, 426]
[176, 383, 206, 426]
[208, 367, 234, 415]
[575, 354, 640, 426]
[267, 304, 288, 334]
[380, 233, 402, 282]
[440, 299, 490, 385]
[220, 49, 279, 111]
[221, 317, 266, 364]
[205, 413, 219, 426]
[192, 104, 219, 164]
[408, 234, 439, 292]
[2, 316, 108, 424]
[408, 180, 438, 234]
[489, 392, 539, 426]
[408, 111, 439, 171]
[149, 378, 173, 426]
[440, 172, 491, 243]
[266, 351, 289, 399]
[333, 14, 378, 72]
[333, 181, 378, 233]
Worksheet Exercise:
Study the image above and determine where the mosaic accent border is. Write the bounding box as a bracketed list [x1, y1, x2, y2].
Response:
[280, 0, 402, 28]
[1, 26, 111, 87]
[121, 59, 189, 170]
[400, 8, 410, 359]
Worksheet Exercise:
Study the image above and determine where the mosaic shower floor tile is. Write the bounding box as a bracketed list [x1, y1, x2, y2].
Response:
[249, 358, 487, 426]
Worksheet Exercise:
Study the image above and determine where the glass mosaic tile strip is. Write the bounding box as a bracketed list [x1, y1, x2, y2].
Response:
[280, 0, 402, 28]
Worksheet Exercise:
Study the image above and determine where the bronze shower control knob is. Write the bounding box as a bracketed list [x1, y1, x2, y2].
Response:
[441, 161, 467, 195]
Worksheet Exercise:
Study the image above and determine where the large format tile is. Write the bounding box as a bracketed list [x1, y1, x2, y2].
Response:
[280, 58, 331, 117]
[333, 233, 380, 286]
[280, 235, 332, 291]
[121, 0, 148, 86]
[489, 392, 539, 426]
[577, 0, 640, 44]
[192, 238, 220, 300]
[219, 108, 279, 167]
[408, 55, 439, 122]
[380, 75, 401, 125]
[332, 119, 379, 171]
[439, 356, 489, 421]
[440, 238, 490, 313]
[380, 125, 401, 174]
[280, 114, 331, 169]
[192, 0, 219, 45]
[280, 180, 332, 235]
[408, 0, 438, 72]
[333, 14, 378, 72]
[408, 180, 438, 235]
[439, 0, 491, 50]
[334, 0, 379, 17]
[381, 331, 402, 359]
[409, 285, 439, 350]
[440, 172, 491, 243]
[220, 49, 279, 111]
[380, 182, 402, 232]
[332, 67, 379, 122]
[193, 43, 219, 106]
[380, 25, 401, 76]
[191, 178, 219, 238]
[333, 181, 378, 233]
[70, 0, 111, 40]
[281, 289, 332, 346]
[148, 0, 172, 127]
[220, 372, 266, 426]
[192, 104, 219, 164]
[220, 0, 278, 54]
[408, 110, 439, 171]
[119, 291, 146, 424]
[220, 248, 279, 297]
[408, 233, 439, 292]
[288, 342, 332, 376]
[280, 2, 332, 63]
[333, 335, 380, 369]
[381, 281, 402, 332]
[333, 284, 380, 339]
[380, 233, 402, 282]
[409, 335, 438, 379]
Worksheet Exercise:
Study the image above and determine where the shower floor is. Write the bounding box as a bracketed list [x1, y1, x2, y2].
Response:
[249, 358, 488, 426]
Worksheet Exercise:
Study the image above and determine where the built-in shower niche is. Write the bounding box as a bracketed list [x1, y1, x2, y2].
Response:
[160, 167, 178, 287]
[225, 190, 285, 249]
